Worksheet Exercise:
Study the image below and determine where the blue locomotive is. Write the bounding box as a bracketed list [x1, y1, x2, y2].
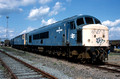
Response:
[11, 15, 109, 63]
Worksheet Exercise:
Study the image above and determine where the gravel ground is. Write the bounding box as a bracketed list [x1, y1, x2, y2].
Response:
[0, 62, 9, 79]
[0, 47, 120, 79]
[108, 52, 120, 65]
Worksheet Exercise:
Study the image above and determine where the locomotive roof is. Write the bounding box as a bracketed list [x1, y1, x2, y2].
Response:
[29, 15, 98, 34]
[11, 14, 100, 40]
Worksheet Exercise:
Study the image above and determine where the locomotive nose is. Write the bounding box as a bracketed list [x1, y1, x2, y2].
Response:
[82, 24, 109, 47]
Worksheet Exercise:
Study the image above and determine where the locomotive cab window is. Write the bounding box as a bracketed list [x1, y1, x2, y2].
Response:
[77, 18, 84, 26]
[85, 17, 94, 24]
[70, 21, 75, 29]
[95, 19, 101, 24]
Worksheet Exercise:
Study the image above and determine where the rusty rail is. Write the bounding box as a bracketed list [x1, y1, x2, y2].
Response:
[0, 58, 18, 79]
[0, 50, 57, 79]
[95, 65, 120, 73]
[105, 62, 120, 68]
[83, 62, 120, 73]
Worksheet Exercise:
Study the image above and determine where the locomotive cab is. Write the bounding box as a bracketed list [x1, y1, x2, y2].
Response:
[75, 16, 109, 62]
[76, 16, 109, 47]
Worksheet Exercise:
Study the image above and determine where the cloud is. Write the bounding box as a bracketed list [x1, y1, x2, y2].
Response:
[102, 19, 120, 27]
[109, 27, 120, 40]
[28, 6, 50, 20]
[0, 26, 14, 34]
[49, 2, 66, 16]
[0, 8, 23, 15]
[28, 1, 66, 20]
[0, 0, 36, 15]
[20, 26, 35, 34]
[41, 18, 56, 26]
[0, 26, 14, 39]
[0, 27, 5, 33]
[21, 0, 36, 6]
[102, 19, 120, 40]
[109, 27, 120, 32]
[39, 0, 52, 4]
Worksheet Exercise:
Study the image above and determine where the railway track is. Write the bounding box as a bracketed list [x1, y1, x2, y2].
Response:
[85, 63, 120, 73]
[97, 63, 120, 73]
[0, 62, 9, 79]
[0, 50, 57, 79]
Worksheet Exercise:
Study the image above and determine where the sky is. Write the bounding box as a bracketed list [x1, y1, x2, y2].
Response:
[0, 0, 120, 40]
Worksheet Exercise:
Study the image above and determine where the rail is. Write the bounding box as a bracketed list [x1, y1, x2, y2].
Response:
[0, 50, 58, 79]
[83, 63, 120, 73]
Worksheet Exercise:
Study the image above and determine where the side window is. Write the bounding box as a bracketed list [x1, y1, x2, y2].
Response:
[70, 21, 75, 29]
[29, 35, 32, 43]
[33, 31, 49, 40]
[77, 18, 84, 26]
[40, 31, 49, 39]
[33, 34, 40, 40]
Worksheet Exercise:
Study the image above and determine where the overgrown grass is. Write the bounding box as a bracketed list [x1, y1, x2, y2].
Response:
[0, 64, 4, 70]
[0, 46, 31, 58]
[109, 52, 120, 55]
[0, 46, 16, 52]
[53, 62, 57, 65]
[114, 48, 120, 53]
[70, 66, 75, 69]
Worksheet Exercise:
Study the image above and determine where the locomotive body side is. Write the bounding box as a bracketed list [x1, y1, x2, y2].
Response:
[11, 33, 27, 49]
[27, 17, 78, 46]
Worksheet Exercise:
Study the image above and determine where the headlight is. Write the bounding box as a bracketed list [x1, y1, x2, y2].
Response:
[103, 35, 105, 38]
[88, 39, 90, 42]
[94, 35, 96, 38]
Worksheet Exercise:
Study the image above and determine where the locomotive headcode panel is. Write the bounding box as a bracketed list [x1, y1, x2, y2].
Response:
[82, 24, 109, 46]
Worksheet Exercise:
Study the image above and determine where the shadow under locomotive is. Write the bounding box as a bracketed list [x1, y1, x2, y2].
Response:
[12, 45, 109, 64]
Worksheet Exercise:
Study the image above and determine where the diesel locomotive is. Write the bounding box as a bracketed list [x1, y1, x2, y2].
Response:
[10, 15, 109, 63]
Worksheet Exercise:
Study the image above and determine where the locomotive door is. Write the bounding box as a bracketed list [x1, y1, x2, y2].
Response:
[63, 21, 76, 46]
[65, 22, 70, 46]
